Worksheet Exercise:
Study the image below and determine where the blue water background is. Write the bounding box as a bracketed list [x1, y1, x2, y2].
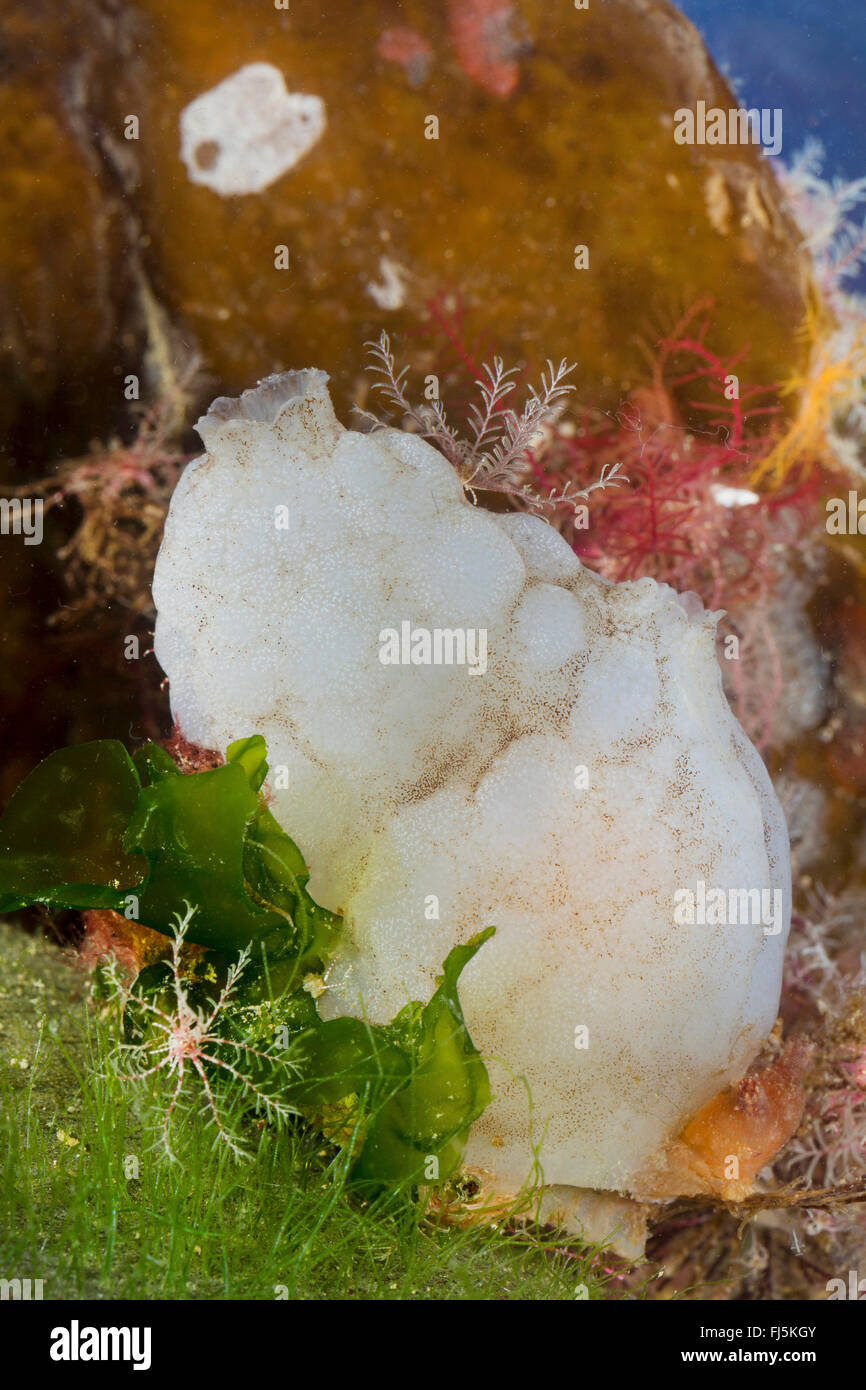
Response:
[676, 0, 864, 180]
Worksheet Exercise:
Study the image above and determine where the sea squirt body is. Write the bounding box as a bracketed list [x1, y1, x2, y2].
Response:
[152, 368, 791, 1200]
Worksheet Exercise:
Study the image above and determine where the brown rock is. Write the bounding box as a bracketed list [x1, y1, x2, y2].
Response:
[0, 0, 145, 462]
[1, 0, 814, 439]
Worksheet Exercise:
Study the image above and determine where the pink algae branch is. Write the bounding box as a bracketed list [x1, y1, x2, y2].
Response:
[447, 0, 524, 99]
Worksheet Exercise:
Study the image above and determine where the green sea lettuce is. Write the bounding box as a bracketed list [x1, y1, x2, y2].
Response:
[0, 735, 339, 964]
[271, 928, 494, 1184]
[0, 735, 493, 1183]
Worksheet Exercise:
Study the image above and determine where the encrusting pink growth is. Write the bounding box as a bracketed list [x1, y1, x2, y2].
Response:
[377, 27, 434, 86]
[80, 910, 171, 985]
[161, 725, 224, 775]
[447, 0, 525, 99]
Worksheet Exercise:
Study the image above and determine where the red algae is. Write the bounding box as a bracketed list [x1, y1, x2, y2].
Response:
[447, 0, 526, 99]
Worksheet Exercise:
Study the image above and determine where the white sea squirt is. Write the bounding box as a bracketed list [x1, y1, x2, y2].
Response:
[152, 368, 792, 1252]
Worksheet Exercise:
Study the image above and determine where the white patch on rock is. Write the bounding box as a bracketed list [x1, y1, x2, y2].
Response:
[179, 63, 326, 197]
[365, 256, 409, 310]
